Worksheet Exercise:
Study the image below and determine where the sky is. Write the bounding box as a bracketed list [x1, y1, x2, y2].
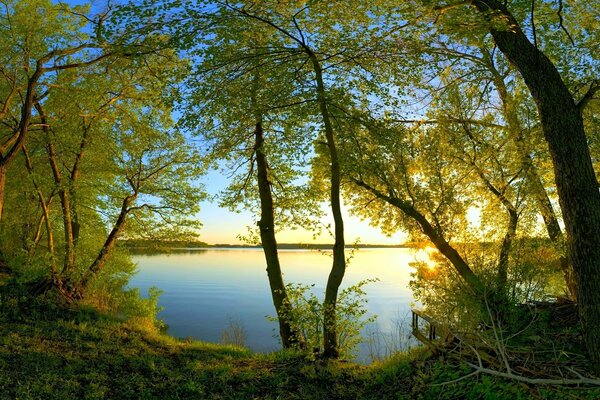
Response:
[197, 169, 408, 245]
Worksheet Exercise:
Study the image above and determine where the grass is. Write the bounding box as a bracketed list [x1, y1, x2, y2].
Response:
[1, 290, 600, 399]
[0, 302, 371, 400]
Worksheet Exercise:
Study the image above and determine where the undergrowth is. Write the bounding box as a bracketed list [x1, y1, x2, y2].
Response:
[1, 284, 599, 399]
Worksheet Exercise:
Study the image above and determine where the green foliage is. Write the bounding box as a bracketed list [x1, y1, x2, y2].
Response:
[1, 0, 599, 395]
[409, 239, 570, 334]
[272, 279, 377, 359]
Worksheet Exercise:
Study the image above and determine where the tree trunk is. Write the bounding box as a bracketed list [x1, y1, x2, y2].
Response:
[485, 55, 577, 299]
[308, 51, 346, 359]
[69, 119, 91, 244]
[353, 178, 486, 296]
[253, 117, 303, 348]
[0, 65, 43, 221]
[469, 160, 519, 295]
[497, 208, 518, 294]
[0, 165, 6, 226]
[41, 106, 76, 276]
[472, 0, 600, 363]
[23, 147, 57, 278]
[76, 194, 134, 295]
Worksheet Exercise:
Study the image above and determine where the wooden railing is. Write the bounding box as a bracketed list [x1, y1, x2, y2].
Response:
[411, 308, 440, 345]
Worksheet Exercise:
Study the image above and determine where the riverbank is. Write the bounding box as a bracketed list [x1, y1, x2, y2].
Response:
[1, 294, 598, 399]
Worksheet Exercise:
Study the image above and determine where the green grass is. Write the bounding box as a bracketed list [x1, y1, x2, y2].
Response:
[0, 306, 371, 399]
[1, 293, 599, 399]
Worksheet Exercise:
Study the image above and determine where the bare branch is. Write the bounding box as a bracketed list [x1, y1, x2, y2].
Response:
[464, 361, 600, 385]
[556, 0, 575, 46]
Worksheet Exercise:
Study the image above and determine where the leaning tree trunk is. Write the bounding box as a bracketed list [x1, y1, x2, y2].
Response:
[253, 116, 303, 349]
[308, 51, 346, 359]
[76, 194, 134, 296]
[472, 0, 600, 363]
[353, 178, 486, 296]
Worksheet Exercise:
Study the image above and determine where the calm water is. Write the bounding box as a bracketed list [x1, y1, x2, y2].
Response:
[129, 248, 418, 362]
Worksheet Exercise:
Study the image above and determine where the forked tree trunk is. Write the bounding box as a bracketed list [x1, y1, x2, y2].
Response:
[472, 0, 600, 363]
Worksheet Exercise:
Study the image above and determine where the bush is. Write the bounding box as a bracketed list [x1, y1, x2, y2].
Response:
[272, 279, 377, 359]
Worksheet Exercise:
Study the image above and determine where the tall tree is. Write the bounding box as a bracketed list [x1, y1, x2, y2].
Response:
[433, 0, 600, 364]
[7, 44, 203, 298]
[169, 5, 317, 347]
[226, 3, 349, 357]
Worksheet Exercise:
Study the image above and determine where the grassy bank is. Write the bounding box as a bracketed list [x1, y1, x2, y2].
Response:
[1, 293, 599, 399]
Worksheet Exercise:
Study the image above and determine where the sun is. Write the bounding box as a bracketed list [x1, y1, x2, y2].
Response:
[414, 245, 438, 270]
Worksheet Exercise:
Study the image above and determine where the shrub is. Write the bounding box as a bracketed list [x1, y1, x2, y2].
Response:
[272, 279, 377, 359]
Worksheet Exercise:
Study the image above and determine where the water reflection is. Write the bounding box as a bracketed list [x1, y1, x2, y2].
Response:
[129, 248, 417, 362]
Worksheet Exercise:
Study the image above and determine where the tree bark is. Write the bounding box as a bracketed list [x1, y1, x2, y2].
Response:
[0, 69, 42, 224]
[472, 0, 600, 363]
[76, 194, 135, 294]
[0, 165, 6, 226]
[308, 51, 346, 359]
[69, 118, 91, 244]
[469, 161, 519, 295]
[38, 104, 76, 276]
[253, 115, 303, 348]
[485, 59, 576, 299]
[497, 207, 518, 293]
[23, 147, 57, 278]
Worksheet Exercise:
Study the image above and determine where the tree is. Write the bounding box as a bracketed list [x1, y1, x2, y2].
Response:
[0, 0, 115, 228]
[6, 41, 203, 299]
[223, 2, 351, 357]
[429, 0, 600, 364]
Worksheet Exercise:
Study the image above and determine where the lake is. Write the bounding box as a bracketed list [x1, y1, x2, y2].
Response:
[130, 248, 420, 362]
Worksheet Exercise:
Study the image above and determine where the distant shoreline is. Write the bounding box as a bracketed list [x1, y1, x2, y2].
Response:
[203, 243, 410, 249]
[120, 239, 411, 252]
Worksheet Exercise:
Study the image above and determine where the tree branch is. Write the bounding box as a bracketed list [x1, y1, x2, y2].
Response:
[577, 79, 599, 111]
